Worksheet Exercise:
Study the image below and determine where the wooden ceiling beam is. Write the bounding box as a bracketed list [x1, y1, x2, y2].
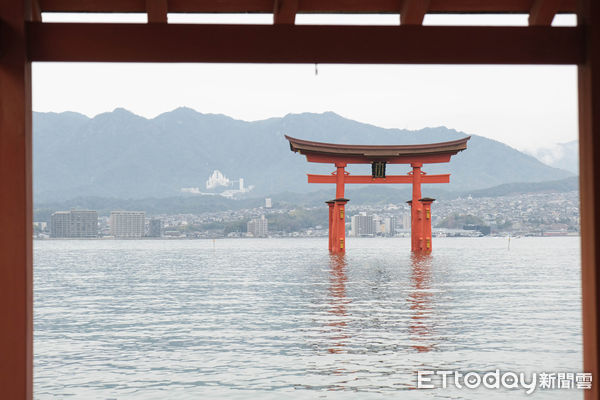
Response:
[400, 0, 430, 25]
[38, 0, 577, 14]
[31, 0, 42, 22]
[146, 0, 167, 23]
[273, 0, 298, 24]
[26, 23, 583, 64]
[40, 0, 145, 13]
[529, 0, 562, 26]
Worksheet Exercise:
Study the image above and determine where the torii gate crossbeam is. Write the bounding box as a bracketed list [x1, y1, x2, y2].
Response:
[307, 173, 450, 184]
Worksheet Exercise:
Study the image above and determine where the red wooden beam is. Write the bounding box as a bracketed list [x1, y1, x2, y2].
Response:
[578, 1, 600, 399]
[37, 0, 577, 14]
[146, 0, 168, 23]
[307, 174, 450, 184]
[273, 0, 297, 24]
[0, 0, 33, 399]
[529, 0, 562, 26]
[26, 23, 584, 64]
[32, 0, 42, 22]
[305, 153, 455, 164]
[401, 0, 430, 26]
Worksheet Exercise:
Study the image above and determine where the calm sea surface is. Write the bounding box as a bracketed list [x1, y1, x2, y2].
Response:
[34, 237, 582, 399]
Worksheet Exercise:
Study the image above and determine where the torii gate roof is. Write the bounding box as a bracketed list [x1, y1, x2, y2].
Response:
[285, 135, 470, 164]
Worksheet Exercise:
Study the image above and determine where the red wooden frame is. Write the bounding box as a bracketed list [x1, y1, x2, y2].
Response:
[578, 2, 600, 398]
[27, 23, 583, 64]
[307, 174, 450, 184]
[36, 0, 578, 14]
[0, 0, 598, 398]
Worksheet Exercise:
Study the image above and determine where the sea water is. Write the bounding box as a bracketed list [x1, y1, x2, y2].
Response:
[34, 237, 582, 399]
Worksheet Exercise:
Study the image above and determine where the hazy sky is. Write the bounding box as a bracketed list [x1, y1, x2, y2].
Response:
[33, 13, 579, 151]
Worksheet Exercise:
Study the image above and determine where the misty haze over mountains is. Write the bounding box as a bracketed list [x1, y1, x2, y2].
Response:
[33, 108, 574, 203]
[525, 141, 579, 174]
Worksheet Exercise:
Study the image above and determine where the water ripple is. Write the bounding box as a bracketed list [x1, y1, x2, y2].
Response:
[34, 237, 582, 399]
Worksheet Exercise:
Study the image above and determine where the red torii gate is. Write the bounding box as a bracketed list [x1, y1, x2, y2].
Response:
[286, 135, 470, 253]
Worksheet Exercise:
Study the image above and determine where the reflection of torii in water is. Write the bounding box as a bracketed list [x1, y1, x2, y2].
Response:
[323, 253, 437, 356]
[408, 254, 436, 353]
[326, 254, 351, 354]
[286, 135, 469, 254]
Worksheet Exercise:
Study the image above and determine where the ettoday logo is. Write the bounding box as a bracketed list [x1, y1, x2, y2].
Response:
[416, 370, 592, 394]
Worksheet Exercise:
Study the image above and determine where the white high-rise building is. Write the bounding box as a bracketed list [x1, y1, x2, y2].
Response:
[247, 215, 268, 237]
[110, 211, 145, 238]
[383, 216, 397, 236]
[372, 214, 380, 233]
[401, 213, 411, 230]
[351, 213, 375, 237]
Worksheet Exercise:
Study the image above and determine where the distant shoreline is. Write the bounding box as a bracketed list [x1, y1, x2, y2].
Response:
[34, 235, 580, 241]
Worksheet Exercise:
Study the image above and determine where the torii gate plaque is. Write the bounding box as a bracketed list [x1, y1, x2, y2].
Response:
[286, 135, 469, 254]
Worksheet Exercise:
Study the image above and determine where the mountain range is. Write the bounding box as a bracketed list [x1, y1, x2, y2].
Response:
[33, 108, 574, 203]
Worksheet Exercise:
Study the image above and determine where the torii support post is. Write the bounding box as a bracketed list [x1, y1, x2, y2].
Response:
[329, 163, 349, 254]
[410, 163, 424, 252]
[332, 198, 349, 253]
[419, 198, 435, 253]
[326, 200, 335, 251]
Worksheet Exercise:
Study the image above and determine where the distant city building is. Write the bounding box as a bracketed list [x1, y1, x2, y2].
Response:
[50, 211, 70, 238]
[353, 213, 396, 236]
[351, 213, 375, 237]
[181, 170, 254, 198]
[69, 210, 99, 238]
[148, 218, 163, 237]
[463, 224, 491, 235]
[247, 215, 268, 237]
[382, 216, 397, 236]
[401, 213, 411, 230]
[110, 211, 145, 238]
[265, 198, 272, 208]
[33, 221, 47, 231]
[50, 210, 98, 238]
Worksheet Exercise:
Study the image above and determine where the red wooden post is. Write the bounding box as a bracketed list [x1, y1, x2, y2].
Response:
[0, 0, 33, 398]
[578, 0, 600, 398]
[326, 200, 335, 251]
[335, 163, 346, 198]
[330, 163, 348, 253]
[419, 198, 435, 253]
[333, 198, 349, 253]
[411, 163, 423, 252]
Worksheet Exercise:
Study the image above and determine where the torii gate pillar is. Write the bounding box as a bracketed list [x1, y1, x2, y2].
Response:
[407, 163, 435, 253]
[419, 198, 435, 253]
[409, 162, 423, 252]
[332, 198, 349, 253]
[325, 200, 335, 251]
[327, 163, 349, 254]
